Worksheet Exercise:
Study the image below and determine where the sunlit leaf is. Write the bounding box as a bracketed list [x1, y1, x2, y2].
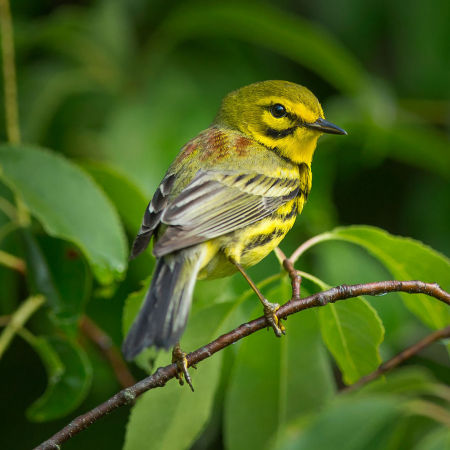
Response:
[0, 145, 127, 284]
[318, 297, 384, 385]
[328, 226, 450, 330]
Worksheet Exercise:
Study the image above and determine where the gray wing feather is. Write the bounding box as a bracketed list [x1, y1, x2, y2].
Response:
[153, 170, 299, 257]
[130, 173, 176, 259]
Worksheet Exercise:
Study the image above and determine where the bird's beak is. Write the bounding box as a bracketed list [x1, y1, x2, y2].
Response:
[305, 118, 347, 135]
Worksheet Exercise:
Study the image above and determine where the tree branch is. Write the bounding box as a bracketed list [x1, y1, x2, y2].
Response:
[35, 280, 449, 450]
[80, 316, 136, 389]
[343, 324, 450, 393]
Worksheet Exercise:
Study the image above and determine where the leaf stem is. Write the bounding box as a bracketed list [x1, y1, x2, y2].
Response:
[80, 316, 136, 389]
[290, 232, 333, 263]
[0, 248, 25, 273]
[0, 0, 20, 144]
[0, 197, 17, 220]
[0, 294, 45, 359]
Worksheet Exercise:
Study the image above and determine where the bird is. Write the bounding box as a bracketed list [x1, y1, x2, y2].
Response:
[122, 80, 346, 387]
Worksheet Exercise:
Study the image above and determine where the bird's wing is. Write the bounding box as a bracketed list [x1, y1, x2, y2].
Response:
[152, 170, 299, 257]
[130, 173, 176, 259]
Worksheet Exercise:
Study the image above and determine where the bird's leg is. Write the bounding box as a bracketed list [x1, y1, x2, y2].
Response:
[172, 342, 196, 392]
[232, 261, 285, 337]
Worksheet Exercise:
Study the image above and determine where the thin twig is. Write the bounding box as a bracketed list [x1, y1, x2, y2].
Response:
[274, 247, 301, 302]
[0, 249, 25, 273]
[0, 197, 18, 220]
[0, 0, 20, 144]
[35, 280, 450, 450]
[282, 258, 302, 302]
[80, 316, 136, 389]
[0, 295, 45, 359]
[290, 232, 333, 263]
[343, 325, 450, 392]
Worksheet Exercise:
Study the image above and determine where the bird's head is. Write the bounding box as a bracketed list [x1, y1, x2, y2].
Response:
[214, 80, 346, 164]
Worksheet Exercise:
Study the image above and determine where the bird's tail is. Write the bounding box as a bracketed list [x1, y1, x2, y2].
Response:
[122, 247, 204, 360]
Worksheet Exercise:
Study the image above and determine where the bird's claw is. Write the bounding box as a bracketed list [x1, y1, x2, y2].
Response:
[172, 344, 194, 392]
[262, 300, 285, 337]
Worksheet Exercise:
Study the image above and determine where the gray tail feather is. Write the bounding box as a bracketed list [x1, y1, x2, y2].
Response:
[122, 251, 201, 360]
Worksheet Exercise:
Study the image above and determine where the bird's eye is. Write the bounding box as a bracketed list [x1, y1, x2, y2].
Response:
[270, 103, 287, 118]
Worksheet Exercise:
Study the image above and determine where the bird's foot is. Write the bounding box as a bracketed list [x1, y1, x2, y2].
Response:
[262, 299, 286, 337]
[172, 343, 195, 392]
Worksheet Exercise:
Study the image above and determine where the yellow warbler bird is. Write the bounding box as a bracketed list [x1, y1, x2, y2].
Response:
[123, 80, 346, 372]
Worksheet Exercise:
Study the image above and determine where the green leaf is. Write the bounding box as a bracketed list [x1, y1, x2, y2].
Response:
[81, 161, 148, 234]
[124, 299, 245, 450]
[329, 226, 450, 330]
[26, 336, 93, 422]
[22, 230, 91, 334]
[414, 427, 450, 450]
[274, 396, 400, 450]
[224, 279, 335, 450]
[151, 2, 369, 95]
[353, 367, 445, 398]
[318, 297, 384, 385]
[0, 145, 127, 284]
[38, 235, 92, 333]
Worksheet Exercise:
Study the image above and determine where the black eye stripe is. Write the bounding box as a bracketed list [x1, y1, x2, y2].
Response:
[265, 126, 297, 139]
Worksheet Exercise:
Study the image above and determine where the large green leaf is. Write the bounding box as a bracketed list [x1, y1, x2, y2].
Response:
[413, 427, 450, 450]
[224, 280, 335, 450]
[328, 226, 450, 330]
[124, 298, 246, 450]
[26, 335, 92, 422]
[353, 367, 448, 399]
[0, 145, 127, 284]
[81, 161, 148, 234]
[274, 396, 400, 450]
[22, 230, 91, 334]
[299, 273, 384, 386]
[318, 297, 384, 385]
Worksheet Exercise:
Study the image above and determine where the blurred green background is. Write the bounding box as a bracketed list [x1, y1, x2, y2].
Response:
[0, 1, 449, 449]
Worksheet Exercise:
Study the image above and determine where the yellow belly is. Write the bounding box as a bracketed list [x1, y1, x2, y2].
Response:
[198, 197, 301, 279]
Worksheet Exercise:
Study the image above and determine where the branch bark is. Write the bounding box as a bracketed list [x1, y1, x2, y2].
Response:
[80, 316, 136, 389]
[35, 280, 449, 450]
[343, 324, 450, 392]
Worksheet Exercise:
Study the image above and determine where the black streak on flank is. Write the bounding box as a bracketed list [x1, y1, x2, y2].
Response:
[275, 202, 298, 221]
[265, 126, 297, 139]
[244, 229, 285, 252]
[297, 162, 311, 199]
